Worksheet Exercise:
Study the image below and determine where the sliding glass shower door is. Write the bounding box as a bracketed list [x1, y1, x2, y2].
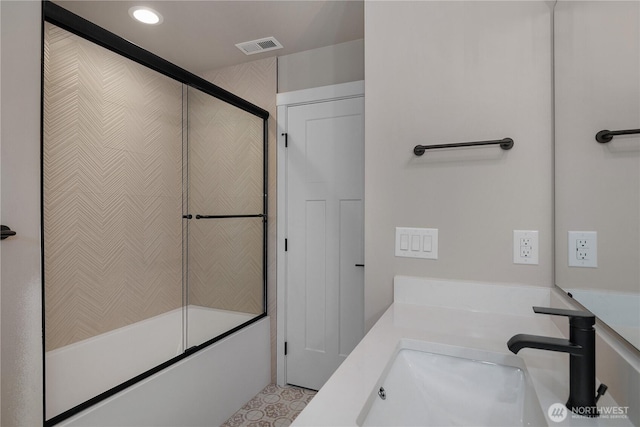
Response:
[43, 21, 185, 420]
[43, 6, 267, 423]
[185, 87, 266, 348]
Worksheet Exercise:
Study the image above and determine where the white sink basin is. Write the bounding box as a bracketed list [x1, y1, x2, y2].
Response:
[357, 340, 546, 426]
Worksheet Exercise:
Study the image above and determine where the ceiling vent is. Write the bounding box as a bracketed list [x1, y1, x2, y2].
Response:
[236, 37, 283, 55]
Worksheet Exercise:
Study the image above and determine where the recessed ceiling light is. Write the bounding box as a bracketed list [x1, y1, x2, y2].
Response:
[129, 6, 163, 25]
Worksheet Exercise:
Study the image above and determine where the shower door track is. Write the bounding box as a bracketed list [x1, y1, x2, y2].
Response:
[42, 2, 269, 119]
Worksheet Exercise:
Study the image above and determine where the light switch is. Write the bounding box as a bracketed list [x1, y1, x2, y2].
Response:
[411, 235, 420, 251]
[400, 234, 409, 251]
[395, 227, 438, 259]
[423, 235, 432, 252]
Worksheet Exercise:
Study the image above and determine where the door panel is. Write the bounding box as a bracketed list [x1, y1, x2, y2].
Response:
[339, 199, 364, 357]
[286, 96, 364, 390]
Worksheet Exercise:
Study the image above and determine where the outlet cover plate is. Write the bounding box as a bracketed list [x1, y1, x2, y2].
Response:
[513, 230, 539, 265]
[568, 231, 597, 268]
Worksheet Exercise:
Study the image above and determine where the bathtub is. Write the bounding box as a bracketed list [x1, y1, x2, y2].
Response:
[46, 305, 260, 422]
[565, 288, 640, 349]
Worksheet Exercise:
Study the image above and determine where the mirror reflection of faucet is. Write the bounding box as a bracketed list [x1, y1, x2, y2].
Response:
[507, 306, 608, 417]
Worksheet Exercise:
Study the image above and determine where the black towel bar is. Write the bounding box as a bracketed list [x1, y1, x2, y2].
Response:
[414, 137, 514, 156]
[595, 128, 640, 143]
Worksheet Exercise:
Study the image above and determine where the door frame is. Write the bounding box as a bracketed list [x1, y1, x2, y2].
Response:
[276, 80, 364, 385]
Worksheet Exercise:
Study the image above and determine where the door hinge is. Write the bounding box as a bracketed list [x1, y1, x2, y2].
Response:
[285, 238, 288, 251]
[282, 132, 288, 147]
[284, 341, 288, 355]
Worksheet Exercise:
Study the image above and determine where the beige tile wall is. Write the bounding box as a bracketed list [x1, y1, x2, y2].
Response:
[200, 57, 278, 382]
[44, 23, 183, 351]
[44, 23, 274, 360]
[187, 89, 265, 314]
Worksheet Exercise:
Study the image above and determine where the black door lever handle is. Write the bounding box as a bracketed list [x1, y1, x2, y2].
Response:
[1, 225, 17, 240]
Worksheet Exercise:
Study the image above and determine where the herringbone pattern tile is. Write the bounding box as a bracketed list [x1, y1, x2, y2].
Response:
[44, 23, 183, 351]
[201, 57, 278, 381]
[44, 23, 274, 353]
[187, 87, 265, 314]
[188, 219, 263, 314]
[188, 89, 264, 215]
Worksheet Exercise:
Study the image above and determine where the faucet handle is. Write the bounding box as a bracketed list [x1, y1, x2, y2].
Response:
[533, 306, 595, 328]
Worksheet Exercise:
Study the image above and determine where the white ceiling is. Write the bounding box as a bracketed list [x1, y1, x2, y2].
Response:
[53, 0, 364, 74]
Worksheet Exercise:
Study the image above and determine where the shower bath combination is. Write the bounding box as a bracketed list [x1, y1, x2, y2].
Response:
[42, 3, 268, 424]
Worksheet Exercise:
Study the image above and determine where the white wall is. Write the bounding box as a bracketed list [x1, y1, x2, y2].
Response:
[364, 1, 555, 329]
[277, 39, 364, 93]
[0, 1, 44, 425]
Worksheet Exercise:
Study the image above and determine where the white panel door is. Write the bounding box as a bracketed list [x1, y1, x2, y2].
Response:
[1, 2, 44, 424]
[286, 96, 364, 390]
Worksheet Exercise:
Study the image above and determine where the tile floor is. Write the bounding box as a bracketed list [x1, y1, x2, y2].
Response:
[221, 384, 317, 427]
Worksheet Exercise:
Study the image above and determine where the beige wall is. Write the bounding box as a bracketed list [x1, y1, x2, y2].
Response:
[277, 39, 364, 93]
[364, 1, 555, 329]
[43, 23, 184, 351]
[1, 1, 43, 425]
[200, 56, 278, 382]
[554, 1, 640, 294]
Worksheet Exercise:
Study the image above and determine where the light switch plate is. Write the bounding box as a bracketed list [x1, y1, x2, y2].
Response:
[513, 230, 539, 265]
[568, 231, 597, 268]
[395, 227, 438, 259]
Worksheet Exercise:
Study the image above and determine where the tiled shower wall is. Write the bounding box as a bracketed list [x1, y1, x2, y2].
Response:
[187, 90, 264, 314]
[43, 23, 184, 351]
[44, 23, 270, 352]
[201, 58, 278, 381]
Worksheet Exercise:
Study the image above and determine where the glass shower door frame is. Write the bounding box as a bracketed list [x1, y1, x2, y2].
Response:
[42, 2, 268, 425]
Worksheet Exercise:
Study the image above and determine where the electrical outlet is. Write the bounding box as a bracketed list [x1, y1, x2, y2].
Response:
[568, 231, 597, 267]
[514, 230, 539, 264]
[520, 237, 532, 258]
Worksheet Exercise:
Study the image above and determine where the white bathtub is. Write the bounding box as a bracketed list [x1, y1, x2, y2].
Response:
[566, 288, 640, 349]
[46, 305, 257, 420]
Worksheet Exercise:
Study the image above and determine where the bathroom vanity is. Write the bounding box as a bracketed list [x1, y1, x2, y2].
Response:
[292, 277, 635, 426]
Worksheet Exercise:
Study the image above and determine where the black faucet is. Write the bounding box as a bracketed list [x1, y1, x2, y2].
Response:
[507, 306, 607, 417]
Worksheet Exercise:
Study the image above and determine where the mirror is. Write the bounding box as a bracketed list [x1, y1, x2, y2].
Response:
[554, 1, 640, 349]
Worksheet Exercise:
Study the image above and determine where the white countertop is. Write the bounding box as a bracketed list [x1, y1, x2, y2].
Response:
[293, 277, 632, 426]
